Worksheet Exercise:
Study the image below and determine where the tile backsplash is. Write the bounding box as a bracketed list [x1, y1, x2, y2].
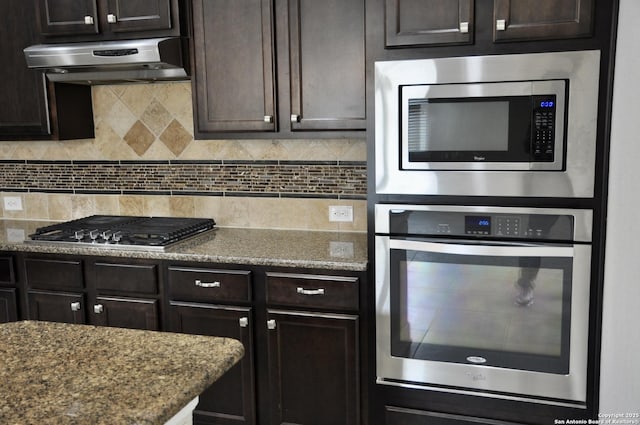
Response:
[0, 82, 367, 231]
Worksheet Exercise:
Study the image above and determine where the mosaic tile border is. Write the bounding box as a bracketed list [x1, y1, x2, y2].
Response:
[0, 160, 367, 200]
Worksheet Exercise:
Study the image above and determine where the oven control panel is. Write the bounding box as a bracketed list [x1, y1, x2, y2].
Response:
[389, 210, 574, 241]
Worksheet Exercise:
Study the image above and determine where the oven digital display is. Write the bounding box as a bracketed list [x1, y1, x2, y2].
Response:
[465, 215, 491, 234]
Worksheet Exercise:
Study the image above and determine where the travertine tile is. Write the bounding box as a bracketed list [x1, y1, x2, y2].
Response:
[170, 196, 195, 217]
[141, 100, 173, 136]
[124, 121, 156, 156]
[119, 84, 154, 117]
[104, 98, 137, 138]
[24, 193, 48, 220]
[119, 195, 145, 216]
[48, 194, 74, 221]
[160, 120, 192, 157]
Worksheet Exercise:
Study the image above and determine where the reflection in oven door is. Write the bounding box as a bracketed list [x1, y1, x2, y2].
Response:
[375, 205, 593, 407]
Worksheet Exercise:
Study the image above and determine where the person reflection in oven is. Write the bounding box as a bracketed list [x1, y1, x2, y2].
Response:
[515, 257, 539, 306]
[514, 215, 560, 307]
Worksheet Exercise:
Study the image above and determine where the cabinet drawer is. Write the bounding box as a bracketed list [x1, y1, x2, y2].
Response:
[0, 255, 15, 285]
[167, 267, 251, 303]
[93, 262, 159, 294]
[386, 406, 521, 425]
[266, 272, 359, 311]
[25, 258, 84, 290]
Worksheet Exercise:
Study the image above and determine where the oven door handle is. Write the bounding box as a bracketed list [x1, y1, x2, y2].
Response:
[389, 238, 574, 257]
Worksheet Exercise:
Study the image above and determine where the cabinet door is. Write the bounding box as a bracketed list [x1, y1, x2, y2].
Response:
[192, 0, 276, 134]
[494, 0, 594, 41]
[27, 291, 86, 324]
[385, 0, 473, 47]
[37, 0, 99, 36]
[287, 0, 366, 131]
[0, 1, 50, 138]
[0, 288, 18, 323]
[169, 302, 255, 425]
[92, 296, 159, 330]
[104, 0, 173, 33]
[267, 310, 359, 425]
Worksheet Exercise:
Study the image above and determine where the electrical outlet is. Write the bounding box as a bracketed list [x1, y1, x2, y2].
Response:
[329, 205, 353, 222]
[329, 241, 354, 258]
[3, 196, 23, 211]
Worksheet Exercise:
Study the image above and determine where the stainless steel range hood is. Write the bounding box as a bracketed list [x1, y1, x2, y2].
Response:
[24, 37, 188, 84]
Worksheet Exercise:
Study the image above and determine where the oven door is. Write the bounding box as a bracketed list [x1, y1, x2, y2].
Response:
[375, 236, 591, 405]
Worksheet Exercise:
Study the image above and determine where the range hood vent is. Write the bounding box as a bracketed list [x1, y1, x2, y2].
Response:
[24, 37, 188, 85]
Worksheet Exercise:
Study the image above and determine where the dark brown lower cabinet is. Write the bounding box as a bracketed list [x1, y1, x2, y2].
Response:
[27, 290, 86, 324]
[266, 310, 359, 425]
[0, 288, 18, 323]
[386, 406, 522, 425]
[91, 296, 159, 330]
[169, 301, 255, 425]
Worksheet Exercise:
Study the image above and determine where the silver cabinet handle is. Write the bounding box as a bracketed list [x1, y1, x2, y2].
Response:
[460, 21, 469, 33]
[290, 114, 300, 123]
[264, 115, 274, 123]
[84, 15, 94, 25]
[94, 304, 104, 314]
[70, 302, 81, 312]
[107, 13, 117, 23]
[195, 279, 221, 288]
[267, 319, 276, 330]
[496, 19, 506, 31]
[296, 287, 325, 296]
[239, 317, 249, 328]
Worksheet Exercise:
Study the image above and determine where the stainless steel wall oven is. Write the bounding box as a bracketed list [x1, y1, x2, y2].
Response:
[375, 204, 593, 407]
[374, 50, 601, 198]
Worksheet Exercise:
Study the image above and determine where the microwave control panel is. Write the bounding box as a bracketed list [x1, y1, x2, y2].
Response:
[532, 95, 557, 161]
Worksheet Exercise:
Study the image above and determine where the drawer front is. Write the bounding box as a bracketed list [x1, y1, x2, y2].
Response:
[0, 255, 15, 285]
[167, 267, 251, 303]
[25, 258, 84, 290]
[266, 272, 359, 311]
[93, 262, 159, 294]
[386, 406, 522, 425]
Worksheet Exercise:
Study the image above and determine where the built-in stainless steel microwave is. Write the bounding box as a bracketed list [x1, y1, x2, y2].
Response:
[375, 50, 601, 198]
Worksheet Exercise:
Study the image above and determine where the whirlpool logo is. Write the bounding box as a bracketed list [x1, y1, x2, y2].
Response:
[473, 155, 486, 161]
[466, 371, 487, 382]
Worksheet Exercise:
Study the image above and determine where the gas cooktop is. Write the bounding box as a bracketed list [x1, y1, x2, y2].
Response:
[26, 215, 216, 251]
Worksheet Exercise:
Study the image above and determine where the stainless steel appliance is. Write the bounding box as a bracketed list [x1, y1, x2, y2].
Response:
[27, 215, 215, 251]
[23, 37, 188, 84]
[375, 204, 592, 407]
[374, 50, 600, 197]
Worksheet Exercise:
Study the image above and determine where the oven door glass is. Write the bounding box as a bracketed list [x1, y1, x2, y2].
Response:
[389, 238, 573, 374]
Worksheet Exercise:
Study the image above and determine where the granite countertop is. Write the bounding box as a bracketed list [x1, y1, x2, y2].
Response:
[0, 219, 368, 271]
[0, 321, 244, 425]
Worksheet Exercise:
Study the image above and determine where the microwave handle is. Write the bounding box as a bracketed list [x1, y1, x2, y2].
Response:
[389, 238, 574, 258]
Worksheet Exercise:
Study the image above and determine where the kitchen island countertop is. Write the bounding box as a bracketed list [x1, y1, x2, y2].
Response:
[0, 321, 244, 425]
[0, 219, 367, 271]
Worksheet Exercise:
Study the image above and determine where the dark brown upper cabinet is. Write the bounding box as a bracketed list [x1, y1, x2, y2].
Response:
[384, 0, 594, 48]
[286, 0, 366, 132]
[36, 0, 180, 42]
[191, 0, 366, 138]
[493, 0, 594, 42]
[0, 1, 92, 140]
[191, 0, 276, 133]
[385, 0, 474, 47]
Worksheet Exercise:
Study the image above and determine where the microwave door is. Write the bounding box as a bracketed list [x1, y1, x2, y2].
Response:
[400, 80, 566, 171]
